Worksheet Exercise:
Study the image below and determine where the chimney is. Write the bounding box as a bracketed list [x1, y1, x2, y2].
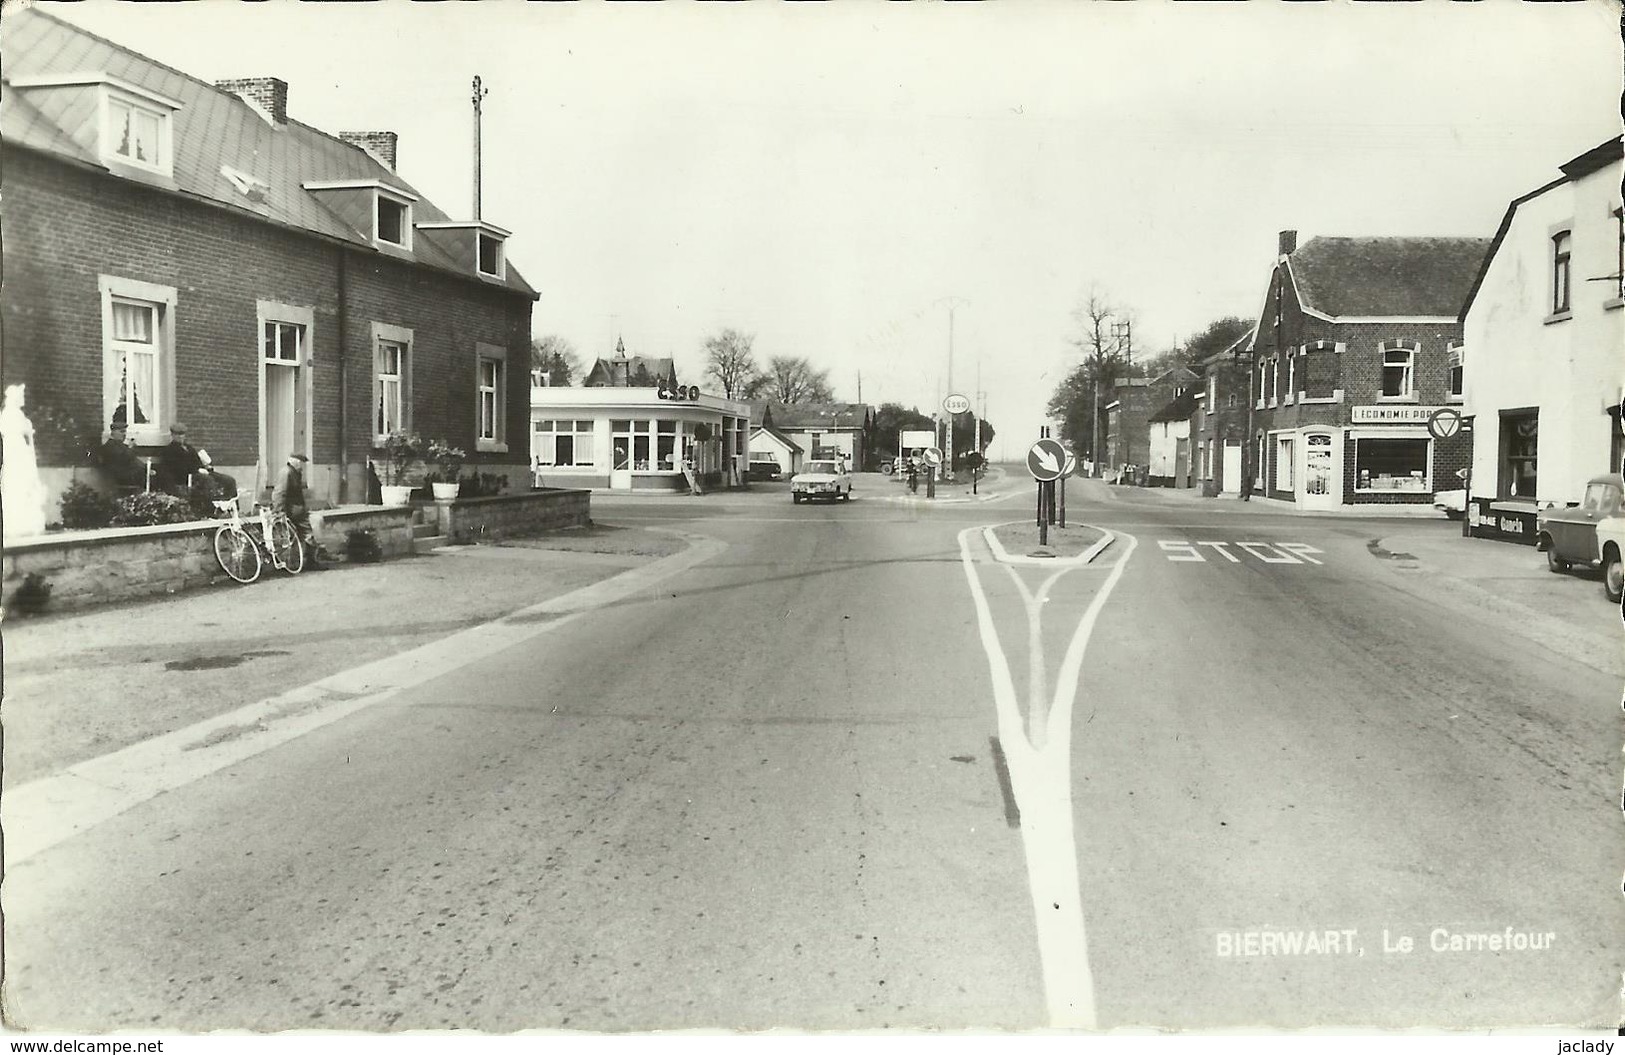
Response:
[339, 131, 399, 172]
[1278, 229, 1298, 257]
[216, 77, 288, 125]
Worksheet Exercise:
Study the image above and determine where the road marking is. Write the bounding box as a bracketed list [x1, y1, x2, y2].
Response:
[958, 525, 1139, 1029]
[1236, 541, 1300, 564]
[4, 531, 728, 869]
[1156, 540, 1325, 566]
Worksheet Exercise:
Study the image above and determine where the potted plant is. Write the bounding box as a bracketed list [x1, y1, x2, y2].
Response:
[427, 439, 466, 500]
[377, 429, 421, 505]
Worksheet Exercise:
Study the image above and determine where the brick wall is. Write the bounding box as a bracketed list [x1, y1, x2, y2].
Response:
[434, 489, 592, 543]
[1, 148, 534, 510]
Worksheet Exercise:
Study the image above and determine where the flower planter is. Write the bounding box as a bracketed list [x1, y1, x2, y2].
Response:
[380, 484, 414, 506]
[431, 481, 461, 501]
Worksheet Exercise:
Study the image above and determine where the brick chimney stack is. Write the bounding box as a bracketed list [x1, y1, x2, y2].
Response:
[215, 77, 288, 125]
[1278, 229, 1298, 257]
[339, 132, 399, 172]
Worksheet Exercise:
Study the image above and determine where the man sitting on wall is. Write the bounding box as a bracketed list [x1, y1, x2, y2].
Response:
[156, 422, 237, 504]
[97, 420, 147, 493]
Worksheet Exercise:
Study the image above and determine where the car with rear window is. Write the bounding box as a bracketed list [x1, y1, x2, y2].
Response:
[790, 459, 852, 503]
[1534, 473, 1625, 594]
[748, 459, 784, 482]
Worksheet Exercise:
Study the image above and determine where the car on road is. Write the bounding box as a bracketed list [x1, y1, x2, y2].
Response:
[790, 459, 851, 503]
[1534, 473, 1625, 593]
[1432, 488, 1466, 519]
[748, 459, 784, 482]
[1592, 501, 1625, 603]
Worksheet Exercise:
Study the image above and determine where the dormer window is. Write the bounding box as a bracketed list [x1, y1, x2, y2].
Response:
[13, 73, 182, 177]
[478, 232, 504, 278]
[376, 194, 410, 248]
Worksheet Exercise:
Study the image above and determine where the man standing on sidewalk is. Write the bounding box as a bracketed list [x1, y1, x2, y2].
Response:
[272, 451, 319, 566]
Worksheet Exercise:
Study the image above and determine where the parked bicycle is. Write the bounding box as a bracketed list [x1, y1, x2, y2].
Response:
[211, 490, 306, 584]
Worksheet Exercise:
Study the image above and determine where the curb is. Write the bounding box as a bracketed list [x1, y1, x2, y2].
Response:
[3, 528, 726, 868]
[981, 522, 1116, 566]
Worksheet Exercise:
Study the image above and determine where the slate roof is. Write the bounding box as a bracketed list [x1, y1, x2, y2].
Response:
[760, 402, 872, 430]
[581, 354, 677, 388]
[2, 7, 536, 298]
[1287, 236, 1491, 318]
[1197, 326, 1256, 367]
[1149, 388, 1202, 424]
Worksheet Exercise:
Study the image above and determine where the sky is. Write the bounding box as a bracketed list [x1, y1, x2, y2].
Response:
[45, 0, 1624, 460]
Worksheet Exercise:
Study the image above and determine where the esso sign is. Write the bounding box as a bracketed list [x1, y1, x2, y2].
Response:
[943, 394, 972, 415]
[657, 380, 701, 402]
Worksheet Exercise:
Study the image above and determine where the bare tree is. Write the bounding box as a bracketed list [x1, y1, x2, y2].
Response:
[701, 328, 760, 399]
[1055, 289, 1133, 468]
[753, 356, 834, 404]
[530, 335, 583, 386]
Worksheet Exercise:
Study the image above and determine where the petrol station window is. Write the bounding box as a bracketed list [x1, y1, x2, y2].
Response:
[1355, 437, 1430, 493]
[657, 419, 677, 469]
[612, 420, 632, 470]
[632, 420, 652, 469]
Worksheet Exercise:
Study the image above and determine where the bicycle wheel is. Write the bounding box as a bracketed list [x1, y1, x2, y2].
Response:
[213, 525, 263, 584]
[268, 515, 307, 575]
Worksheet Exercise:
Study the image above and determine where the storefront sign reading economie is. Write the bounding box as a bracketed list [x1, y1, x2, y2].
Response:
[656, 379, 702, 402]
[1350, 405, 1451, 424]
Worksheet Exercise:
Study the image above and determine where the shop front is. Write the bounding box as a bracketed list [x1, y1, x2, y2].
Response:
[530, 386, 751, 491]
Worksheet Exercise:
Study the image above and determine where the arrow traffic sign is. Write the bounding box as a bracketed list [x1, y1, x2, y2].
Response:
[923, 447, 943, 467]
[1427, 407, 1463, 440]
[1027, 438, 1066, 481]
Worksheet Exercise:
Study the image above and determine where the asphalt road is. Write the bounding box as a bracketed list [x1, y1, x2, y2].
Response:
[6, 473, 1620, 1031]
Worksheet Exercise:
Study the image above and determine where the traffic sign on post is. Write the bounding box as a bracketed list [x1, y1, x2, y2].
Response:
[1027, 438, 1066, 481]
[1427, 407, 1463, 441]
[923, 447, 943, 467]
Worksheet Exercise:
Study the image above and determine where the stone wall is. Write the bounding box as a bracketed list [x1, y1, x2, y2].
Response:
[431, 489, 591, 544]
[2, 505, 415, 615]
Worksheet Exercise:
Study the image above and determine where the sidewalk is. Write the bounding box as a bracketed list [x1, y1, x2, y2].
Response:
[1082, 478, 1442, 518]
[1, 524, 690, 790]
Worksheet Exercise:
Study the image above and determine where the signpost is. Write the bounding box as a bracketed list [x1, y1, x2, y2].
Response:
[944, 394, 971, 476]
[924, 447, 941, 499]
[1428, 408, 1469, 537]
[1028, 435, 1066, 547]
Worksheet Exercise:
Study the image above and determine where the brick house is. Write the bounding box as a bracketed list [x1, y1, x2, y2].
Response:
[1245, 231, 1489, 510]
[1103, 366, 1197, 480]
[1, 8, 538, 516]
[1189, 327, 1256, 496]
[756, 402, 874, 470]
[1458, 136, 1624, 542]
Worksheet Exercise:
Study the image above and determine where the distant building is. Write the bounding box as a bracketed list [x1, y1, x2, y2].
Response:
[1147, 387, 1202, 488]
[1459, 136, 1624, 542]
[756, 402, 874, 470]
[1104, 367, 1197, 479]
[531, 340, 750, 491]
[1245, 231, 1489, 511]
[0, 7, 538, 510]
[748, 424, 805, 476]
[1190, 328, 1256, 495]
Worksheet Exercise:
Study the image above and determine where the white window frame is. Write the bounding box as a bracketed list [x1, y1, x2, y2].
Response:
[533, 418, 595, 469]
[1255, 360, 1267, 410]
[1284, 351, 1296, 405]
[256, 301, 316, 474]
[1268, 357, 1280, 406]
[98, 82, 179, 177]
[374, 191, 414, 251]
[475, 343, 508, 453]
[98, 275, 176, 446]
[1254, 432, 1266, 489]
[372, 322, 414, 443]
[1275, 435, 1295, 492]
[1446, 342, 1464, 402]
[1351, 429, 1433, 494]
[1378, 342, 1417, 401]
[477, 232, 506, 280]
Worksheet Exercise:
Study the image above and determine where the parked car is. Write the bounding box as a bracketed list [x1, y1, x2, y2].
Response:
[1534, 473, 1625, 591]
[1432, 488, 1466, 519]
[790, 459, 852, 503]
[1596, 513, 1624, 603]
[748, 459, 784, 482]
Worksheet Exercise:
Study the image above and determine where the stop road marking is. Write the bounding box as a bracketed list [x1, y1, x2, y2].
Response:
[1158, 540, 1325, 565]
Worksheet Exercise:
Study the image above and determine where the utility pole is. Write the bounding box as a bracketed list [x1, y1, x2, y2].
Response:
[471, 76, 489, 221]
